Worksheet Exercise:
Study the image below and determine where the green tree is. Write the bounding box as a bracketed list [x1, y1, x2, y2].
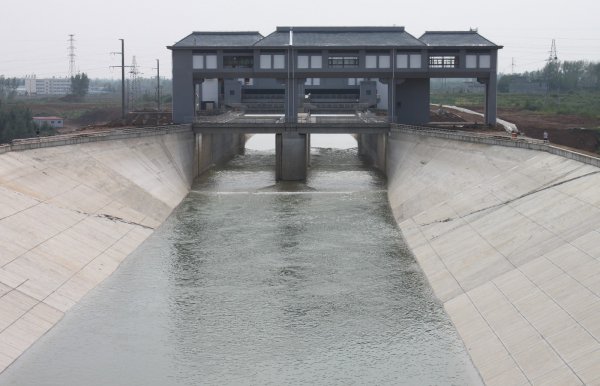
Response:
[0, 100, 46, 144]
[70, 73, 90, 97]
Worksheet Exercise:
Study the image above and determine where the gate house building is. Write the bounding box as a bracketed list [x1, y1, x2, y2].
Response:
[168, 26, 501, 125]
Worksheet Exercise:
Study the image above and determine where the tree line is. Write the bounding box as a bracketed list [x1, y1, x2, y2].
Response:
[0, 76, 22, 99]
[499, 60, 600, 93]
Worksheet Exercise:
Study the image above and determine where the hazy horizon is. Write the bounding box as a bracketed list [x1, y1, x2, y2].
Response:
[1, 0, 598, 79]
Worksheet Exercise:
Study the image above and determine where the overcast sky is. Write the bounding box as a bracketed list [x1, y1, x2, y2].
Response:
[1, 0, 598, 79]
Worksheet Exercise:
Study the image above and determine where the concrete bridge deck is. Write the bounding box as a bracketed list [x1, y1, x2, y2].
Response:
[193, 121, 391, 134]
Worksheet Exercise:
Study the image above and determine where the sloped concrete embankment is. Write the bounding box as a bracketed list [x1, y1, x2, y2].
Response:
[388, 131, 600, 385]
[0, 129, 197, 372]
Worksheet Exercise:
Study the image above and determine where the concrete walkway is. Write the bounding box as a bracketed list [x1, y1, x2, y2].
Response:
[0, 130, 195, 372]
[388, 131, 600, 385]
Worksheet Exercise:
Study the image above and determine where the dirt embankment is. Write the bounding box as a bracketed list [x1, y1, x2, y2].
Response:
[495, 108, 600, 153]
[436, 106, 600, 154]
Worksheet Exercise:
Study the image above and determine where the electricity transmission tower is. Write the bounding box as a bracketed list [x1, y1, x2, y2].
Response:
[548, 39, 558, 63]
[545, 39, 560, 105]
[128, 56, 141, 111]
[68, 34, 76, 78]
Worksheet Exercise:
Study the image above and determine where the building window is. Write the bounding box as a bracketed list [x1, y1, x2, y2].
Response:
[397, 54, 408, 69]
[399, 54, 422, 69]
[366, 55, 390, 69]
[205, 55, 217, 69]
[428, 55, 459, 69]
[260, 55, 271, 69]
[409, 54, 422, 69]
[311, 55, 322, 69]
[273, 55, 285, 69]
[379, 55, 390, 69]
[194, 54, 217, 69]
[261, 54, 285, 69]
[305, 78, 321, 86]
[260, 55, 271, 70]
[193, 55, 204, 69]
[366, 55, 377, 69]
[466, 55, 477, 69]
[348, 78, 363, 86]
[223, 55, 253, 69]
[298, 55, 309, 69]
[298, 55, 322, 69]
[329, 56, 359, 68]
[479, 55, 491, 68]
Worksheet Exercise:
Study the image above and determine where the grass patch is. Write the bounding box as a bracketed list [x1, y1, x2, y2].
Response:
[432, 91, 600, 120]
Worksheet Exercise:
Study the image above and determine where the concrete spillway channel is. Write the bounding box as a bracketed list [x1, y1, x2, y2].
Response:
[0, 125, 599, 384]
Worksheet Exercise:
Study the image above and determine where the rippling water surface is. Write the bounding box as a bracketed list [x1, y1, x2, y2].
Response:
[0, 135, 481, 385]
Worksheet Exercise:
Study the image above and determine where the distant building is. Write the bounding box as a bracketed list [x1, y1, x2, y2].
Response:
[25, 75, 71, 95]
[33, 116, 64, 129]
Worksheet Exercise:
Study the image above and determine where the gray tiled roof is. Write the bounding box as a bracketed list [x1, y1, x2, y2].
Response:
[255, 27, 425, 47]
[172, 32, 264, 47]
[419, 31, 499, 47]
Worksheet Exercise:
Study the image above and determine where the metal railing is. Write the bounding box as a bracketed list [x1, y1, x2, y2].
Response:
[193, 112, 389, 125]
[391, 124, 600, 168]
[391, 123, 544, 143]
[4, 125, 191, 153]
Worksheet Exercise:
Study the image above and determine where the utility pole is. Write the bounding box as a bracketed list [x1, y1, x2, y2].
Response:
[511, 57, 515, 74]
[110, 39, 126, 119]
[154, 59, 161, 111]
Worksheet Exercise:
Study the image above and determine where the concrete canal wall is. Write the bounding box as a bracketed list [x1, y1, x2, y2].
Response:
[0, 127, 247, 372]
[387, 130, 600, 385]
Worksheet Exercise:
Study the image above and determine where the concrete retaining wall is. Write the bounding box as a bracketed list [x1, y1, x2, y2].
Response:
[0, 128, 197, 372]
[387, 130, 600, 385]
[357, 133, 387, 171]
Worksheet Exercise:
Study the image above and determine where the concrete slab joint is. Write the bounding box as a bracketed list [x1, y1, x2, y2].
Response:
[387, 131, 600, 385]
[0, 129, 202, 374]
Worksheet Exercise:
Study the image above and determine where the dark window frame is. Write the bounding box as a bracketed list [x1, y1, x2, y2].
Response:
[328, 56, 359, 68]
[428, 55, 459, 69]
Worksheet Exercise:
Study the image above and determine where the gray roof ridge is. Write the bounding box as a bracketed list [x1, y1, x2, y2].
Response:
[275, 26, 406, 32]
[191, 31, 262, 35]
[421, 30, 480, 34]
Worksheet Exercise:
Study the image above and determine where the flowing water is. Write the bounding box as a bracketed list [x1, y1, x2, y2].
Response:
[0, 135, 481, 385]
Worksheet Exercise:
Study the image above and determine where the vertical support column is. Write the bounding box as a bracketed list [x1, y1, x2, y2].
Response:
[485, 72, 498, 126]
[172, 50, 194, 124]
[356, 133, 387, 172]
[276, 132, 309, 181]
[386, 78, 396, 123]
[284, 78, 305, 123]
[394, 78, 429, 124]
